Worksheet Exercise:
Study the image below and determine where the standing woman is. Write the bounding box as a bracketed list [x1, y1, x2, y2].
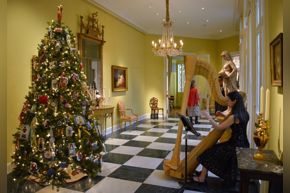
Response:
[187, 80, 200, 124]
[193, 91, 249, 187]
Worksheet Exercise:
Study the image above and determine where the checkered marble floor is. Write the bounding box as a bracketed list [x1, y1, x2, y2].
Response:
[8, 118, 259, 193]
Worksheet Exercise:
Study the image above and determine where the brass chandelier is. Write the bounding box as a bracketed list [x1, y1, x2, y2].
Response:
[152, 0, 183, 57]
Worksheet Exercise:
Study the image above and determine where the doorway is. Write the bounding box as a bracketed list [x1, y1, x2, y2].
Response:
[167, 54, 212, 117]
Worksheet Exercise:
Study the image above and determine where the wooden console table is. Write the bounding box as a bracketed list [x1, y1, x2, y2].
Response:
[237, 148, 283, 193]
[92, 105, 114, 137]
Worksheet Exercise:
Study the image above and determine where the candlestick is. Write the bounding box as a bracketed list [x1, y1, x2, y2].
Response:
[265, 89, 270, 120]
[260, 86, 264, 114]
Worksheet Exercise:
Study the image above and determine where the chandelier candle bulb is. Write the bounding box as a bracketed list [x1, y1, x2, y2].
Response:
[180, 40, 184, 46]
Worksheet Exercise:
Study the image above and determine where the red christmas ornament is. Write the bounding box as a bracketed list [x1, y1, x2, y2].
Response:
[38, 95, 48, 104]
[80, 63, 83, 70]
[19, 112, 25, 123]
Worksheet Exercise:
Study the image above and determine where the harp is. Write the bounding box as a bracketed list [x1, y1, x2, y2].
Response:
[163, 55, 228, 179]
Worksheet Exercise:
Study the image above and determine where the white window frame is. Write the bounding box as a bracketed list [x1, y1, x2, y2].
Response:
[255, 0, 265, 114]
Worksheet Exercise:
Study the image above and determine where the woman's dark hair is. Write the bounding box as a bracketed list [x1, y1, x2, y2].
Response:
[190, 80, 195, 88]
[227, 91, 249, 124]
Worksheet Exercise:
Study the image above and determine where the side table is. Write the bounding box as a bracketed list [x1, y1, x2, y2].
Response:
[237, 148, 283, 193]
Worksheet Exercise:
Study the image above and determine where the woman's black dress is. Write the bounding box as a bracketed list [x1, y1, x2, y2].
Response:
[197, 116, 248, 185]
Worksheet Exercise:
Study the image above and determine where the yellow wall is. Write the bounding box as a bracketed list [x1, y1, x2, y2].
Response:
[1, 0, 7, 191]
[266, 0, 283, 157]
[7, 0, 147, 162]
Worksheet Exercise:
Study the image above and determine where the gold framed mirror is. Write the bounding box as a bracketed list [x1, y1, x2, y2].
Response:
[78, 12, 105, 93]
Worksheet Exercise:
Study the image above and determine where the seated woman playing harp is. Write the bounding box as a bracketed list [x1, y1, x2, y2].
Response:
[193, 91, 249, 187]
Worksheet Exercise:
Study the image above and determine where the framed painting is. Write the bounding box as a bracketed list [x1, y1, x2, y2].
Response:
[270, 33, 283, 86]
[111, 65, 128, 92]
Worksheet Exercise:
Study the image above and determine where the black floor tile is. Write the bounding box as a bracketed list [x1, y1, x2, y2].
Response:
[155, 137, 177, 144]
[167, 120, 179, 123]
[135, 127, 152, 131]
[104, 144, 119, 152]
[102, 152, 133, 164]
[112, 134, 137, 140]
[167, 129, 178, 133]
[156, 160, 164, 170]
[187, 135, 205, 140]
[154, 125, 174, 129]
[108, 165, 153, 183]
[194, 127, 211, 132]
[135, 183, 179, 193]
[123, 140, 151, 148]
[138, 148, 170, 159]
[141, 131, 164, 137]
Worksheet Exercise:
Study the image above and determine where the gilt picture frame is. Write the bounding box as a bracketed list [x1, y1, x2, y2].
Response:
[111, 65, 128, 92]
[270, 33, 283, 87]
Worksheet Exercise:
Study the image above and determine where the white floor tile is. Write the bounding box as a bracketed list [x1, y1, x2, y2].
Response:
[86, 177, 141, 193]
[124, 155, 163, 169]
[167, 117, 179, 121]
[199, 119, 210, 123]
[132, 135, 158, 142]
[105, 138, 129, 146]
[120, 130, 145, 135]
[110, 146, 144, 155]
[193, 124, 212, 129]
[181, 139, 201, 146]
[137, 124, 154, 128]
[147, 142, 175, 151]
[36, 186, 82, 193]
[144, 170, 181, 189]
[198, 131, 211, 136]
[99, 162, 121, 176]
[160, 133, 182, 139]
[208, 171, 218, 178]
[158, 122, 177, 126]
[196, 164, 203, 172]
[147, 128, 169, 133]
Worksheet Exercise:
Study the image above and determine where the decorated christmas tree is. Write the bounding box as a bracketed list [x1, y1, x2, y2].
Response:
[11, 6, 104, 187]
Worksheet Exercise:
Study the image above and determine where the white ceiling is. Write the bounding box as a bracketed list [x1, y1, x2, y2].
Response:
[90, 0, 240, 40]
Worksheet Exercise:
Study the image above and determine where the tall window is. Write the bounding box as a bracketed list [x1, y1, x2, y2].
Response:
[255, 0, 264, 113]
[177, 64, 185, 92]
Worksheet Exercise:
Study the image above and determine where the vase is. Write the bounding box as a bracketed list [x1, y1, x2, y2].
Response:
[253, 114, 270, 160]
